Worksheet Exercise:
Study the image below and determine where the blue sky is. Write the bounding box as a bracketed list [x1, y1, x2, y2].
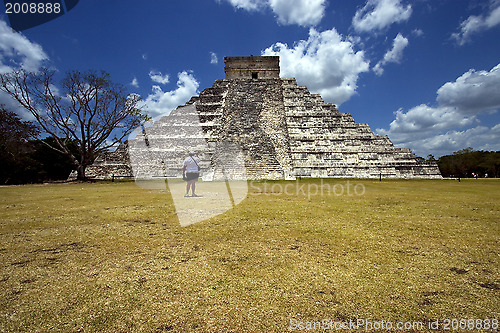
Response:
[1, 0, 499, 157]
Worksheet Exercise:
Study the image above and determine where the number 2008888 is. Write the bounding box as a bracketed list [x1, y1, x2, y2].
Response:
[5, 2, 61, 14]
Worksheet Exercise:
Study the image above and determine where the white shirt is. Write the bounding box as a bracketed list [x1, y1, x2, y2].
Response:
[183, 156, 200, 173]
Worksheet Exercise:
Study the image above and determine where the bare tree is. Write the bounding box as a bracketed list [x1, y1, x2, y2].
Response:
[0, 69, 149, 180]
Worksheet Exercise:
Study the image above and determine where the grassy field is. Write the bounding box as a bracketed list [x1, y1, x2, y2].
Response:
[0, 179, 498, 332]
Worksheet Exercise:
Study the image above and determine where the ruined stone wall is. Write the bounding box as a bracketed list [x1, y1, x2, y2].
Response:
[68, 143, 132, 180]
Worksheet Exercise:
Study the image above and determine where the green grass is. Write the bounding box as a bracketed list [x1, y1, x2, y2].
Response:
[0, 179, 499, 332]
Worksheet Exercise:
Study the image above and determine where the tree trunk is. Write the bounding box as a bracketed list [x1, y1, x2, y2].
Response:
[76, 164, 86, 180]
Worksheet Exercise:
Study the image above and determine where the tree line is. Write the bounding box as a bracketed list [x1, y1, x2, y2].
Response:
[0, 109, 80, 184]
[435, 148, 500, 178]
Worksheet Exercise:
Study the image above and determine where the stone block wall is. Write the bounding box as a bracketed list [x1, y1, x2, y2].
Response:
[67, 143, 133, 180]
[224, 56, 280, 80]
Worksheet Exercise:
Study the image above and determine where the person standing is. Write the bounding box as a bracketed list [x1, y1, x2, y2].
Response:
[183, 151, 200, 197]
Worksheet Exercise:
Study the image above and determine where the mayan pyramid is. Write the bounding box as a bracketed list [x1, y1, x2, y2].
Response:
[79, 56, 441, 180]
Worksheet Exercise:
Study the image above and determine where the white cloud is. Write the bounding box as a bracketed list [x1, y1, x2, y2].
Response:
[219, 0, 326, 26]
[377, 105, 477, 141]
[352, 0, 412, 33]
[373, 33, 408, 75]
[210, 52, 218, 64]
[0, 19, 48, 73]
[377, 63, 500, 156]
[143, 71, 199, 118]
[397, 125, 500, 157]
[436, 64, 500, 114]
[148, 70, 170, 85]
[452, 0, 500, 45]
[262, 27, 370, 105]
[269, 0, 326, 26]
[0, 18, 49, 119]
[131, 77, 139, 87]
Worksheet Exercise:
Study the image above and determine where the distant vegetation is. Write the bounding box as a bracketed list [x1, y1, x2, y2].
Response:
[0, 107, 79, 184]
[434, 148, 500, 178]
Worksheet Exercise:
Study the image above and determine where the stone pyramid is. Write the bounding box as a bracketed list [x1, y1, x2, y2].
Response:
[80, 56, 441, 180]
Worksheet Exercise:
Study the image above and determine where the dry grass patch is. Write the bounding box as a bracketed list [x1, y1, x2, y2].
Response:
[0, 179, 498, 332]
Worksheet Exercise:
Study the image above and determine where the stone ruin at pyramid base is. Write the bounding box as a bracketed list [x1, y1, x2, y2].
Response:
[71, 56, 441, 181]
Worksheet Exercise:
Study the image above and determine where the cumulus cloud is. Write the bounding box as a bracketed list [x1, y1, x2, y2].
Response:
[377, 105, 477, 141]
[0, 18, 49, 119]
[210, 52, 218, 64]
[0, 19, 48, 73]
[148, 70, 170, 85]
[436, 64, 500, 114]
[373, 33, 408, 75]
[262, 27, 370, 105]
[452, 0, 500, 45]
[377, 63, 500, 156]
[269, 0, 325, 26]
[352, 0, 412, 33]
[143, 71, 199, 118]
[219, 0, 326, 26]
[396, 125, 500, 157]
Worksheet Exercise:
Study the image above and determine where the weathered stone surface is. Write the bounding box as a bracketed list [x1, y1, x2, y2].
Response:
[75, 56, 441, 180]
[73, 143, 132, 180]
[224, 56, 280, 79]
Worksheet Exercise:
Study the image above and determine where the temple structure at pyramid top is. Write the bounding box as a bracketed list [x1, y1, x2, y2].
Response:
[75, 56, 441, 180]
[224, 55, 280, 79]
